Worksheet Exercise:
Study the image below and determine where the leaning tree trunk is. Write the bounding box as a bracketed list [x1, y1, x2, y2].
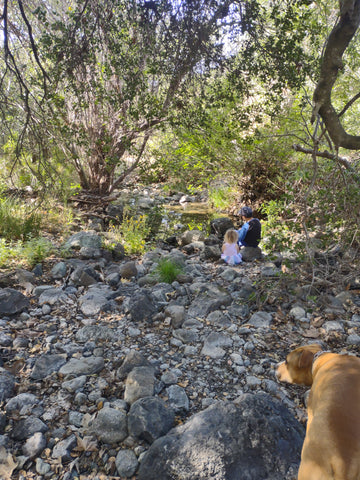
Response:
[312, 0, 360, 149]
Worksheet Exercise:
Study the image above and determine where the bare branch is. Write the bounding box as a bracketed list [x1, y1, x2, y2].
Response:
[17, 0, 49, 87]
[338, 91, 360, 117]
[111, 133, 151, 192]
[293, 143, 347, 163]
[293, 143, 360, 181]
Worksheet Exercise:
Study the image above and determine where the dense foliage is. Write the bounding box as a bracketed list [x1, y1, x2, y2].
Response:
[1, 0, 360, 253]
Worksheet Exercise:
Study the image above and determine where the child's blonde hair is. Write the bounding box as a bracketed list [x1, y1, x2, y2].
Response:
[224, 229, 238, 244]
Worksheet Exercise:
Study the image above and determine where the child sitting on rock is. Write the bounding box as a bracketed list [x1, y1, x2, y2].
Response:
[237, 206, 261, 247]
[221, 229, 243, 265]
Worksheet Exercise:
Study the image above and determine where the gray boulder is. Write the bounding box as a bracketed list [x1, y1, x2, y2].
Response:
[5, 393, 38, 413]
[75, 325, 116, 343]
[241, 246, 263, 262]
[124, 366, 155, 405]
[117, 351, 152, 380]
[59, 356, 104, 377]
[187, 285, 232, 318]
[0, 369, 15, 402]
[70, 266, 101, 286]
[200, 245, 221, 261]
[52, 434, 77, 460]
[50, 262, 67, 279]
[165, 385, 189, 413]
[30, 354, 67, 380]
[63, 231, 102, 250]
[164, 305, 186, 329]
[115, 449, 138, 478]
[179, 230, 206, 246]
[248, 311, 273, 329]
[78, 285, 116, 316]
[138, 393, 304, 480]
[0, 288, 29, 314]
[38, 288, 69, 306]
[119, 261, 138, 279]
[90, 407, 128, 444]
[210, 217, 235, 236]
[11, 416, 48, 441]
[127, 290, 157, 323]
[128, 396, 175, 443]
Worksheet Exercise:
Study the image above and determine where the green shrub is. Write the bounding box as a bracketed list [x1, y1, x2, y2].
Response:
[20, 237, 54, 266]
[153, 258, 184, 284]
[0, 239, 16, 267]
[106, 209, 150, 255]
[40, 197, 76, 236]
[0, 237, 54, 268]
[0, 197, 42, 241]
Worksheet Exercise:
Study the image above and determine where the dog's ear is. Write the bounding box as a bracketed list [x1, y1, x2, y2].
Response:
[298, 349, 314, 369]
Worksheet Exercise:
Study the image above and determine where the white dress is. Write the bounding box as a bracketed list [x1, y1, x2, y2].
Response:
[221, 243, 242, 265]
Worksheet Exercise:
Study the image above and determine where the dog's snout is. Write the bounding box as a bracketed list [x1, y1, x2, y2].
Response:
[275, 361, 289, 383]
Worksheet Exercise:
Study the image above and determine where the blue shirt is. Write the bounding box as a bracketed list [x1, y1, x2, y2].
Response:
[237, 218, 261, 247]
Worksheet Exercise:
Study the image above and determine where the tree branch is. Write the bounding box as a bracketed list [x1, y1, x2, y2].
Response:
[293, 143, 360, 180]
[110, 133, 151, 192]
[17, 0, 50, 87]
[338, 91, 360, 117]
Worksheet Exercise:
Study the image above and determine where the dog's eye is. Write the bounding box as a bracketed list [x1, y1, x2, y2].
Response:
[285, 359, 288, 365]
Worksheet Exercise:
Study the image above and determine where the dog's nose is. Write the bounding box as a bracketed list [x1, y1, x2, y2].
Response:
[275, 361, 285, 382]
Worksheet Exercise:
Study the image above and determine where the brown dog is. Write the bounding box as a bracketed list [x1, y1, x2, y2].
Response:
[276, 344, 360, 480]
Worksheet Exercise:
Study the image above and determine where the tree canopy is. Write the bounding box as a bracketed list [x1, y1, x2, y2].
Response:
[1, 0, 360, 195]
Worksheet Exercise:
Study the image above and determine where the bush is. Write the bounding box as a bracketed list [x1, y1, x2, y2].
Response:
[106, 209, 150, 255]
[0, 237, 54, 268]
[0, 196, 42, 241]
[153, 258, 184, 284]
[20, 237, 54, 266]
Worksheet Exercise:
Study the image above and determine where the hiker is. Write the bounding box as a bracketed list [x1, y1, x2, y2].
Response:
[237, 206, 261, 247]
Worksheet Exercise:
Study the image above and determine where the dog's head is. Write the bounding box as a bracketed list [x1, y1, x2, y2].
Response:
[276, 344, 323, 386]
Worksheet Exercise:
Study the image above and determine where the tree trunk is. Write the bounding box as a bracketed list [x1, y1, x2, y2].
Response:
[312, 0, 360, 149]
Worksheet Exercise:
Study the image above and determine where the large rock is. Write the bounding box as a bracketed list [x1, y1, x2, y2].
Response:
[124, 366, 155, 405]
[11, 417, 48, 441]
[75, 325, 117, 343]
[200, 245, 221, 261]
[63, 232, 102, 250]
[70, 266, 100, 286]
[90, 407, 127, 444]
[78, 285, 116, 316]
[187, 285, 232, 318]
[210, 217, 235, 236]
[38, 288, 70, 306]
[128, 396, 175, 443]
[179, 230, 206, 247]
[117, 351, 152, 380]
[138, 393, 304, 480]
[30, 354, 67, 380]
[241, 246, 263, 262]
[0, 369, 16, 401]
[126, 290, 157, 323]
[0, 288, 29, 314]
[119, 261, 138, 279]
[59, 356, 104, 377]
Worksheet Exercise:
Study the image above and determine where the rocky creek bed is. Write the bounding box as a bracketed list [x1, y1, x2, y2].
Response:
[0, 224, 359, 480]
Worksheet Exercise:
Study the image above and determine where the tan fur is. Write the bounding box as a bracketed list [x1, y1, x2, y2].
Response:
[276, 344, 360, 480]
